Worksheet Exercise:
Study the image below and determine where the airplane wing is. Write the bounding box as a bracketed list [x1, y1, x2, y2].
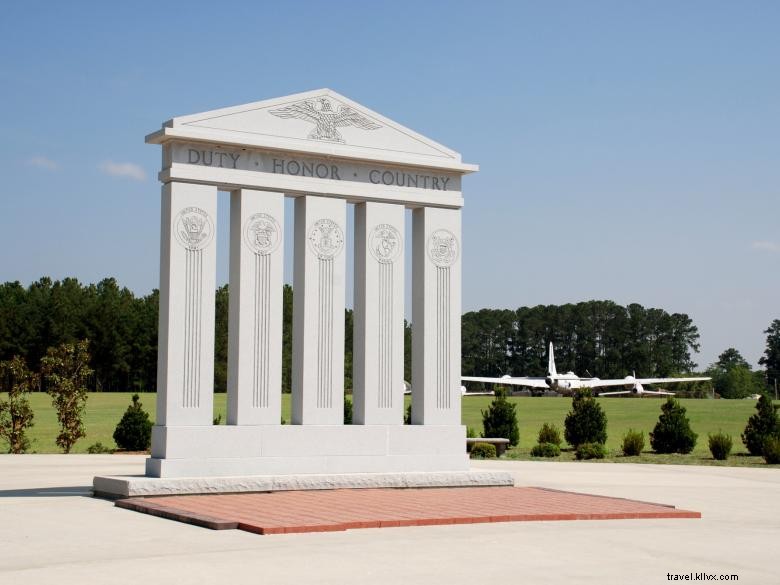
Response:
[461, 376, 549, 389]
[634, 377, 711, 385]
[599, 388, 677, 397]
[598, 390, 631, 396]
[585, 376, 710, 389]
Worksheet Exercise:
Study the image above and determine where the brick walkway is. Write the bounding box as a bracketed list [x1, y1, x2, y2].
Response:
[116, 487, 700, 535]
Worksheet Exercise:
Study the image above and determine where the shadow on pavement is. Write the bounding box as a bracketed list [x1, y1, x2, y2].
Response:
[0, 486, 93, 498]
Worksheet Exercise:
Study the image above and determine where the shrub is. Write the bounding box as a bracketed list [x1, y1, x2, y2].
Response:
[708, 432, 733, 461]
[343, 397, 352, 424]
[470, 442, 497, 459]
[575, 442, 606, 460]
[741, 395, 779, 456]
[113, 394, 153, 451]
[481, 393, 520, 446]
[650, 397, 697, 454]
[213, 413, 223, 425]
[537, 423, 562, 446]
[404, 403, 412, 425]
[530, 442, 561, 458]
[564, 390, 607, 447]
[466, 426, 478, 438]
[87, 441, 115, 454]
[621, 429, 645, 456]
[763, 436, 780, 464]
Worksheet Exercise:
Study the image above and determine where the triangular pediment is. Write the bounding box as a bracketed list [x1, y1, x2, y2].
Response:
[147, 89, 476, 173]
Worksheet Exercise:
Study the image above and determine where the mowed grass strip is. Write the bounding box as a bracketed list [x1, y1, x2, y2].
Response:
[0, 393, 770, 459]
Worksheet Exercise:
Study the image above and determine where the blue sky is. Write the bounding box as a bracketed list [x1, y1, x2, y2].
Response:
[1, 1, 777, 370]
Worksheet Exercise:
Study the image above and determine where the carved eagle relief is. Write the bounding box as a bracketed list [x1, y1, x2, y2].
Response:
[270, 97, 381, 143]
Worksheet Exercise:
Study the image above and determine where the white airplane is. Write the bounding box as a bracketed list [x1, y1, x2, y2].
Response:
[462, 342, 710, 397]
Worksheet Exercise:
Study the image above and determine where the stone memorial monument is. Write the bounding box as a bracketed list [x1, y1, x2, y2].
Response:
[94, 90, 513, 497]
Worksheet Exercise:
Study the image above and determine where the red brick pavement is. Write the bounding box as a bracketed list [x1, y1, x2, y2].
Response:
[115, 486, 700, 535]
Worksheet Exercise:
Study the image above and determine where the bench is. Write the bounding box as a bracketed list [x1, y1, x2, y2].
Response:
[466, 437, 510, 457]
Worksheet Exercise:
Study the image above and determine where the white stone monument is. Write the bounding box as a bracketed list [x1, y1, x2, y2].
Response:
[94, 90, 513, 496]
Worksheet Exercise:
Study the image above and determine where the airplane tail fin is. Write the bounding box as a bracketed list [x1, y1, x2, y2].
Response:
[548, 342, 558, 377]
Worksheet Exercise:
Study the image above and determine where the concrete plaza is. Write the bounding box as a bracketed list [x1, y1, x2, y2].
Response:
[1, 455, 777, 584]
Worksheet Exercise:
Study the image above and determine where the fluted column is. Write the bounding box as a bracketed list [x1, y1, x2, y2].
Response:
[156, 182, 218, 426]
[353, 202, 405, 425]
[291, 195, 347, 424]
[411, 207, 461, 425]
[227, 189, 284, 425]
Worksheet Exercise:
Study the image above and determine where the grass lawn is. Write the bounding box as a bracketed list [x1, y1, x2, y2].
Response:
[0, 393, 775, 466]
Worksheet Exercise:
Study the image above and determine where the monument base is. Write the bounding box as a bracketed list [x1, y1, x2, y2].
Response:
[144, 423, 470, 478]
[93, 470, 515, 499]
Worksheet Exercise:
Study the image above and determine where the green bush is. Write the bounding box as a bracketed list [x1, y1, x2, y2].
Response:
[537, 423, 562, 446]
[575, 442, 606, 460]
[470, 442, 497, 459]
[742, 395, 779, 456]
[87, 441, 115, 454]
[763, 436, 780, 464]
[564, 390, 607, 447]
[621, 429, 645, 456]
[404, 403, 412, 425]
[708, 431, 733, 461]
[466, 426, 478, 438]
[344, 397, 353, 424]
[650, 397, 697, 454]
[481, 393, 520, 446]
[530, 442, 561, 458]
[113, 393, 153, 451]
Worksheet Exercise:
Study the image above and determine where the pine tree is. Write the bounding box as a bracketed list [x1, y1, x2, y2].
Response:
[741, 394, 780, 456]
[481, 390, 520, 446]
[113, 393, 153, 451]
[564, 390, 607, 447]
[650, 397, 697, 454]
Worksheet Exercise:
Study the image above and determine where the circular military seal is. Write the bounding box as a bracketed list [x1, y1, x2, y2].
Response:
[307, 218, 344, 260]
[427, 229, 459, 267]
[174, 207, 214, 251]
[243, 213, 281, 255]
[369, 224, 402, 264]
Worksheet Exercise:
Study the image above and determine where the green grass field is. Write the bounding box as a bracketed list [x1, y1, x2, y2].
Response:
[0, 393, 774, 465]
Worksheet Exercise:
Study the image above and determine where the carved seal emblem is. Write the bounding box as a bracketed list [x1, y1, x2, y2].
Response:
[308, 218, 344, 260]
[369, 224, 402, 264]
[174, 207, 214, 251]
[269, 97, 381, 144]
[427, 229, 459, 267]
[243, 213, 281, 255]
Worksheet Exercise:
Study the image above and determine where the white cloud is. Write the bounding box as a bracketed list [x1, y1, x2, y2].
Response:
[99, 161, 146, 182]
[751, 241, 780, 253]
[27, 156, 60, 170]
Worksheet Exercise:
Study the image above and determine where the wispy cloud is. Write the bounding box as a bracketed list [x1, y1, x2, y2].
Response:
[99, 161, 146, 182]
[751, 240, 780, 253]
[27, 156, 60, 171]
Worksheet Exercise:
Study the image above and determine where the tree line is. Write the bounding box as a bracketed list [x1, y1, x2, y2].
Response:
[462, 301, 702, 379]
[1, 277, 777, 397]
[0, 277, 410, 393]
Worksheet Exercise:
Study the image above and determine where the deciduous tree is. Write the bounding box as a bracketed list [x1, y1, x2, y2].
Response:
[41, 340, 93, 453]
[0, 356, 38, 453]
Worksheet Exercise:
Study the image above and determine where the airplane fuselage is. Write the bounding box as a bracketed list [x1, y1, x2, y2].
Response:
[545, 372, 601, 392]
